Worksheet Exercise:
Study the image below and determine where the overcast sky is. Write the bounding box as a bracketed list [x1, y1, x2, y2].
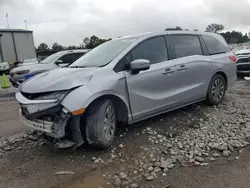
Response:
[0, 0, 250, 47]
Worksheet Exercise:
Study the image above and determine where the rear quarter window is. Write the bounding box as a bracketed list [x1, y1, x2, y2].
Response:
[170, 35, 203, 58]
[202, 35, 230, 55]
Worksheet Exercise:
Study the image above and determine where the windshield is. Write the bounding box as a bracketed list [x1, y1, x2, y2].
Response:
[70, 38, 135, 67]
[39, 52, 65, 64]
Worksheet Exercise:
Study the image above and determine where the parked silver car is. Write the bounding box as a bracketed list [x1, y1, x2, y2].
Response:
[0, 61, 10, 74]
[16, 31, 236, 149]
[9, 49, 89, 87]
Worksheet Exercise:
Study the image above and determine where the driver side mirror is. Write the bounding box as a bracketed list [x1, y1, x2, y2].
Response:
[55, 60, 63, 65]
[130, 59, 150, 74]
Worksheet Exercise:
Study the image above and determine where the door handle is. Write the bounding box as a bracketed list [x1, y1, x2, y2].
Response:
[177, 64, 188, 71]
[163, 68, 174, 75]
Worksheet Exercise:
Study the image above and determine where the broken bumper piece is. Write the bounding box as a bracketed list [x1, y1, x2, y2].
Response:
[20, 109, 53, 133]
[19, 107, 70, 139]
[16, 92, 84, 148]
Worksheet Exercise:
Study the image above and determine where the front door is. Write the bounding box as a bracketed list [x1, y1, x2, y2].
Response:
[125, 36, 178, 120]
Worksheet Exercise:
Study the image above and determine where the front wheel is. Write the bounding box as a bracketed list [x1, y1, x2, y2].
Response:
[207, 74, 226, 105]
[85, 99, 116, 149]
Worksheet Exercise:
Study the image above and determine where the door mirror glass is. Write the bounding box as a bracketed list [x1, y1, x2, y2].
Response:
[130, 59, 150, 74]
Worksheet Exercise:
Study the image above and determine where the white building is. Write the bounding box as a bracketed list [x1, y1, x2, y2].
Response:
[0, 29, 36, 63]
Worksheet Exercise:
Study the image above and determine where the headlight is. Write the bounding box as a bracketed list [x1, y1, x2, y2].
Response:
[16, 70, 30, 75]
[36, 91, 68, 101]
[21, 91, 69, 114]
[23, 102, 58, 114]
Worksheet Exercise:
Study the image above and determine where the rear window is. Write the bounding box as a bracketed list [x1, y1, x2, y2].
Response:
[170, 35, 203, 58]
[202, 35, 230, 55]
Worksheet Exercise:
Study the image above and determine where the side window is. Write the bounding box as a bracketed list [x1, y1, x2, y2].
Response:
[202, 35, 230, 55]
[58, 53, 85, 64]
[170, 35, 203, 58]
[131, 37, 168, 64]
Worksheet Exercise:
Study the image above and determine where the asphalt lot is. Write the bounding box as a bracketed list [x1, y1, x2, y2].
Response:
[0, 80, 250, 188]
[0, 100, 24, 137]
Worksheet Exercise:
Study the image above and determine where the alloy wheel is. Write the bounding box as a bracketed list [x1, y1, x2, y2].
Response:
[211, 78, 225, 102]
[103, 105, 116, 141]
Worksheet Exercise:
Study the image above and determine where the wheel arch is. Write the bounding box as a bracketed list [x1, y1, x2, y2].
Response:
[213, 71, 228, 90]
[86, 94, 129, 124]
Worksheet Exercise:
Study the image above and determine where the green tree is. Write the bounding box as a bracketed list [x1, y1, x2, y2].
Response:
[205, 23, 224, 33]
[37, 43, 49, 51]
[51, 43, 64, 51]
[67, 45, 81, 50]
[83, 36, 111, 49]
[220, 31, 250, 43]
[165, 26, 183, 31]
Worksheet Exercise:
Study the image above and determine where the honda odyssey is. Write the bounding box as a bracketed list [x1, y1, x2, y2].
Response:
[16, 31, 236, 148]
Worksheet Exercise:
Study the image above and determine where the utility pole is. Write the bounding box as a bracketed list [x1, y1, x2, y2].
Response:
[24, 20, 27, 30]
[6, 13, 10, 28]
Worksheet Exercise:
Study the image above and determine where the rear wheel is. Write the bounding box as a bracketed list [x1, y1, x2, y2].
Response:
[85, 99, 116, 149]
[207, 74, 226, 105]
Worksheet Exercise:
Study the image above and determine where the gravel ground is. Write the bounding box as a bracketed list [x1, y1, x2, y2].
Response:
[0, 80, 250, 188]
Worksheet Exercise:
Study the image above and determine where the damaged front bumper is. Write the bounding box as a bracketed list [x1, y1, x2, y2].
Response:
[16, 92, 84, 147]
[19, 107, 70, 138]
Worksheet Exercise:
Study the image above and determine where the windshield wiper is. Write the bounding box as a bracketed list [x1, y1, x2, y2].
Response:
[70, 66, 87, 68]
[98, 59, 113, 67]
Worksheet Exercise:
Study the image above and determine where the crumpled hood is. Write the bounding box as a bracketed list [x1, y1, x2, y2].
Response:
[11, 63, 50, 73]
[20, 67, 97, 93]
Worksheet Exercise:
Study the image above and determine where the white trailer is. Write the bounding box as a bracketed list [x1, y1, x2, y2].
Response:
[0, 29, 36, 63]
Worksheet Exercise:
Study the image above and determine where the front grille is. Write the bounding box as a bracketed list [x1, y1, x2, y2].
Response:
[237, 58, 250, 64]
[237, 64, 250, 71]
[21, 92, 41, 100]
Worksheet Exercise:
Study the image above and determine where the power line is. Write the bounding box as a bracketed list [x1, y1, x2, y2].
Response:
[24, 20, 27, 30]
[6, 13, 10, 28]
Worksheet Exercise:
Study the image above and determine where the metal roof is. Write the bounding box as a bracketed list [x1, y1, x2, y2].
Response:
[0, 29, 33, 33]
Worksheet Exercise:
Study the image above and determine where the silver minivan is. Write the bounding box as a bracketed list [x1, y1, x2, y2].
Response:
[16, 31, 236, 148]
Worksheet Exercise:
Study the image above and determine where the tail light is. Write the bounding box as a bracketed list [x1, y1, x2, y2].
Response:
[229, 55, 237, 63]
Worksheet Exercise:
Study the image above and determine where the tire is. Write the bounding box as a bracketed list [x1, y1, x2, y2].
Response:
[207, 74, 226, 105]
[85, 99, 116, 149]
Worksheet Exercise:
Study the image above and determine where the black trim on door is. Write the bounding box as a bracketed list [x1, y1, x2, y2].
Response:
[199, 35, 209, 56]
[164, 35, 175, 60]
